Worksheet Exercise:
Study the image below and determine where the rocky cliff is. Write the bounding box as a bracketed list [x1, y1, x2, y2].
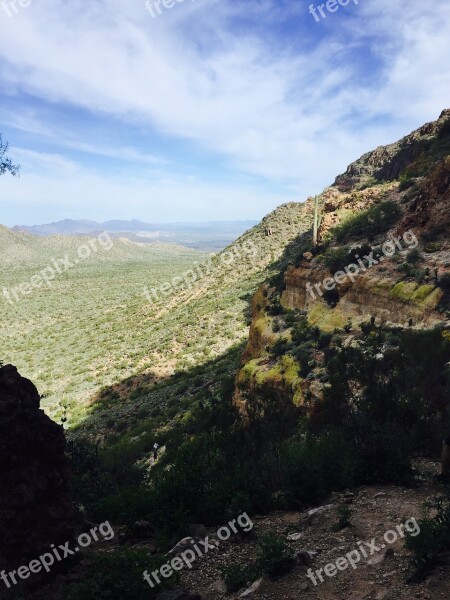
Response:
[234, 110, 450, 415]
[0, 364, 74, 576]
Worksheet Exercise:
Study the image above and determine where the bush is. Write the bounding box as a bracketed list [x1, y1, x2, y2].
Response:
[67, 437, 144, 519]
[323, 288, 339, 307]
[399, 177, 416, 191]
[271, 338, 293, 358]
[281, 433, 356, 506]
[332, 202, 402, 242]
[221, 563, 259, 593]
[94, 486, 154, 531]
[406, 492, 450, 580]
[267, 296, 285, 316]
[438, 273, 450, 290]
[406, 248, 422, 264]
[437, 118, 450, 139]
[257, 533, 295, 578]
[352, 421, 414, 485]
[332, 504, 353, 531]
[321, 246, 351, 273]
[65, 549, 176, 599]
[322, 245, 372, 274]
[423, 242, 442, 254]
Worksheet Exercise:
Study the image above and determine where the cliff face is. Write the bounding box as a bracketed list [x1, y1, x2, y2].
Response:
[334, 108, 450, 191]
[0, 365, 74, 573]
[234, 110, 450, 415]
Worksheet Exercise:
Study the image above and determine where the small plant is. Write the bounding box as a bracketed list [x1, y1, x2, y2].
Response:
[332, 504, 353, 531]
[257, 533, 295, 578]
[406, 248, 422, 264]
[438, 273, 450, 290]
[221, 563, 259, 594]
[406, 492, 450, 580]
[398, 177, 416, 192]
[437, 118, 450, 139]
[423, 241, 442, 254]
[271, 338, 293, 358]
[267, 296, 284, 316]
[344, 319, 352, 333]
[65, 549, 175, 599]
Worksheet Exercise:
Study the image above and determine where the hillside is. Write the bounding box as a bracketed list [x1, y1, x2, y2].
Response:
[234, 109, 450, 416]
[2, 111, 450, 600]
[11, 219, 259, 251]
[61, 110, 449, 600]
[1, 203, 312, 426]
[0, 224, 199, 267]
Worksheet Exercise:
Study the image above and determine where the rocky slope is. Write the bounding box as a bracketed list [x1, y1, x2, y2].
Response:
[234, 109, 450, 415]
[179, 461, 449, 600]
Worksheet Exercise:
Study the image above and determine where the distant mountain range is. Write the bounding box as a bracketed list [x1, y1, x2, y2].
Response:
[12, 219, 258, 251]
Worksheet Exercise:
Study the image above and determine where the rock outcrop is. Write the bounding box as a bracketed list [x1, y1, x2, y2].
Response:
[334, 108, 450, 191]
[234, 109, 450, 416]
[0, 364, 73, 573]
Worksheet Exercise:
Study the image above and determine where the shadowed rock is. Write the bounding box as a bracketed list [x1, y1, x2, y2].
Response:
[0, 364, 74, 573]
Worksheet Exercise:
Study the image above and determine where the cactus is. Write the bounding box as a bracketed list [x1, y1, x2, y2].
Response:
[313, 195, 322, 247]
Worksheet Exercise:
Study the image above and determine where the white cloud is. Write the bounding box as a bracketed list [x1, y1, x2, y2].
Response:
[0, 147, 286, 224]
[0, 0, 449, 220]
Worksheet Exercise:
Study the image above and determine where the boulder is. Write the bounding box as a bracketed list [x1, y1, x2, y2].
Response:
[0, 365, 74, 572]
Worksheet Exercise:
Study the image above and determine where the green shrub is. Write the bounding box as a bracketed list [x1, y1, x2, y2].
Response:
[318, 332, 332, 349]
[332, 504, 353, 531]
[281, 433, 356, 506]
[438, 273, 450, 290]
[221, 563, 259, 593]
[321, 245, 372, 274]
[64, 549, 176, 599]
[437, 118, 450, 139]
[332, 202, 402, 242]
[321, 246, 350, 273]
[67, 437, 144, 519]
[267, 296, 285, 316]
[94, 486, 154, 531]
[423, 242, 442, 254]
[406, 492, 450, 580]
[406, 248, 422, 264]
[323, 288, 339, 307]
[399, 177, 416, 191]
[271, 338, 293, 358]
[358, 176, 379, 190]
[257, 533, 295, 578]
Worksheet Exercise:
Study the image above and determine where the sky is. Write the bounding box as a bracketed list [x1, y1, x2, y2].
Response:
[0, 0, 449, 226]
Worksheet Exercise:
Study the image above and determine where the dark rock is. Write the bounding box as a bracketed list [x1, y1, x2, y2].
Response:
[0, 365, 74, 572]
[333, 109, 450, 191]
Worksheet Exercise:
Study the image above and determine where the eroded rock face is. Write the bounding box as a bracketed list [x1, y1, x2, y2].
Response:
[334, 108, 450, 191]
[0, 364, 73, 572]
[397, 156, 450, 237]
[281, 263, 444, 329]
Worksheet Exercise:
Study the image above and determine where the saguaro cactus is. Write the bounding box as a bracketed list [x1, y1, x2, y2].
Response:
[313, 195, 322, 247]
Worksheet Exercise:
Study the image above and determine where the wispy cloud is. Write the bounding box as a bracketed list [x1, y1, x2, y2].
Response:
[0, 0, 449, 223]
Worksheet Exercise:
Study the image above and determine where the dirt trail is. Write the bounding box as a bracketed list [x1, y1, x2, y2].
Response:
[181, 460, 450, 600]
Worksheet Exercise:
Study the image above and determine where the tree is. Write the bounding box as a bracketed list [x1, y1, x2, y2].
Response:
[0, 135, 20, 176]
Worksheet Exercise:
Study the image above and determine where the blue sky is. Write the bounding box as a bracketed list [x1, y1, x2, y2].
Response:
[0, 0, 449, 226]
